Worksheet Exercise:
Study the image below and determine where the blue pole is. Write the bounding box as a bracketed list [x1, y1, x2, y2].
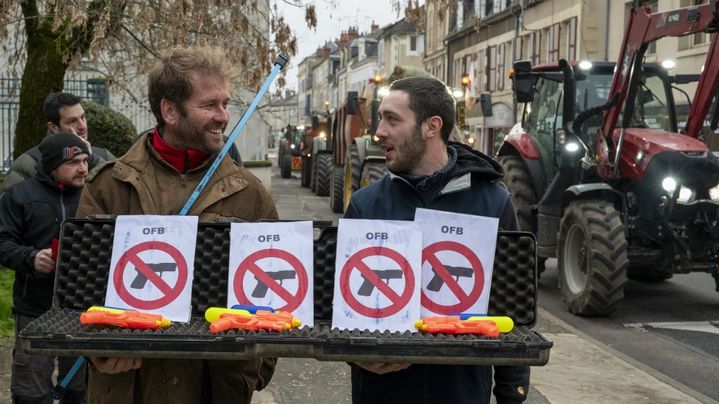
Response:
[55, 53, 289, 397]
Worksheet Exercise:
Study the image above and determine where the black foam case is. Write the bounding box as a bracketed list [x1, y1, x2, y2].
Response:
[19, 219, 552, 365]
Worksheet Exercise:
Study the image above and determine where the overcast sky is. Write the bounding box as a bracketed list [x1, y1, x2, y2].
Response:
[272, 0, 406, 91]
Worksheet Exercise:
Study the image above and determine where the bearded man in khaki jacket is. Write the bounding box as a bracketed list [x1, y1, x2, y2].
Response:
[76, 46, 277, 404]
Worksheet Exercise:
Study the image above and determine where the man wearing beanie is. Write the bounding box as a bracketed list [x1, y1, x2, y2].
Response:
[0, 92, 115, 196]
[0, 132, 90, 404]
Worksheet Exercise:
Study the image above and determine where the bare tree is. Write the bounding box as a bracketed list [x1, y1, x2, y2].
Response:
[0, 0, 318, 157]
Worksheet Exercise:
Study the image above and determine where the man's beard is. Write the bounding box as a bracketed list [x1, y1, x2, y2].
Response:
[386, 126, 426, 174]
[175, 112, 225, 154]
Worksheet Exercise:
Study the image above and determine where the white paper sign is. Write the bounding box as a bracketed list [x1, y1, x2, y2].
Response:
[106, 215, 198, 322]
[332, 219, 422, 332]
[414, 208, 499, 317]
[227, 221, 314, 326]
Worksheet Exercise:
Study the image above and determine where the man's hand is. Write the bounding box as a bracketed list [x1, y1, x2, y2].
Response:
[90, 357, 142, 374]
[34, 249, 55, 273]
[354, 362, 411, 374]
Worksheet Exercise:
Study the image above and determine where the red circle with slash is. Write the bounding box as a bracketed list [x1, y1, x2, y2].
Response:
[233, 248, 308, 312]
[340, 246, 415, 318]
[421, 240, 484, 314]
[114, 241, 188, 310]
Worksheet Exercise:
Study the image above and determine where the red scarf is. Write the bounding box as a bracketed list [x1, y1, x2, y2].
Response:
[151, 127, 208, 174]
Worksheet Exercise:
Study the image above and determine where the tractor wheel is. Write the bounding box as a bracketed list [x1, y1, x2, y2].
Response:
[280, 154, 291, 178]
[627, 265, 673, 282]
[277, 141, 286, 167]
[310, 154, 317, 192]
[360, 160, 387, 188]
[315, 154, 332, 197]
[330, 164, 344, 213]
[300, 156, 311, 187]
[343, 143, 361, 211]
[497, 155, 537, 231]
[557, 200, 628, 316]
[497, 155, 546, 274]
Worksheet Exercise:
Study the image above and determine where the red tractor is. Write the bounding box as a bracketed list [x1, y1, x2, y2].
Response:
[499, 1, 719, 316]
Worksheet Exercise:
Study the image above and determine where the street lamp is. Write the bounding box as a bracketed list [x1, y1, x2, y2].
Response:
[370, 75, 383, 135]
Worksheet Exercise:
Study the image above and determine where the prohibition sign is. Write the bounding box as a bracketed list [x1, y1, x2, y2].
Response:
[233, 248, 308, 312]
[113, 241, 188, 310]
[421, 240, 484, 314]
[340, 246, 415, 318]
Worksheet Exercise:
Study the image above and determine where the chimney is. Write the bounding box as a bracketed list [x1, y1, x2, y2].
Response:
[371, 20, 379, 33]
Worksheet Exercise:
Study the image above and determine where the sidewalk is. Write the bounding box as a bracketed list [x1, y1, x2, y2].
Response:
[529, 309, 709, 404]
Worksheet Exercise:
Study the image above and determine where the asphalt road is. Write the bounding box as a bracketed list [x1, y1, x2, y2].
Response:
[538, 260, 719, 401]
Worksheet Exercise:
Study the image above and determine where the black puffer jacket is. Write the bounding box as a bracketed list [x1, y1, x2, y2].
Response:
[345, 142, 530, 404]
[0, 170, 82, 316]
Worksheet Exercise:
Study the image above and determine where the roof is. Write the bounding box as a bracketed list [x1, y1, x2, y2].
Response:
[378, 18, 417, 39]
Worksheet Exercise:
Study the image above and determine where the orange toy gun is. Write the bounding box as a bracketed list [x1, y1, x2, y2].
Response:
[415, 316, 500, 337]
[80, 306, 171, 329]
[205, 307, 301, 333]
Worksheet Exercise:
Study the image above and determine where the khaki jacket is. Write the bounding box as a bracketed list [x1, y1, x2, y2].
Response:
[77, 133, 278, 404]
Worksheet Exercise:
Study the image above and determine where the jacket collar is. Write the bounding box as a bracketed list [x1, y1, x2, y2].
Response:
[151, 127, 209, 174]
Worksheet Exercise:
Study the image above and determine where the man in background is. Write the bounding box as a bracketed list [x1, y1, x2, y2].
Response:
[1, 92, 114, 194]
[0, 132, 90, 404]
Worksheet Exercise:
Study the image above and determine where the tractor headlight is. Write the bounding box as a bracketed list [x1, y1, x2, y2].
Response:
[709, 185, 719, 202]
[661, 177, 677, 193]
[677, 186, 695, 204]
[565, 142, 580, 153]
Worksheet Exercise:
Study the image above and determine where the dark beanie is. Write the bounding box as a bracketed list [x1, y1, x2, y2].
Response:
[39, 132, 90, 173]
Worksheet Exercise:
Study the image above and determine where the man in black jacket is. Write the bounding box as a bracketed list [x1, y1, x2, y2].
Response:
[345, 76, 530, 404]
[0, 133, 90, 404]
[0, 92, 114, 195]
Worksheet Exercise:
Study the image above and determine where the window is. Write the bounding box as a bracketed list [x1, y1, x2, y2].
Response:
[410, 36, 417, 52]
[679, 0, 709, 50]
[531, 31, 541, 65]
[488, 45, 497, 91]
[478, 49, 486, 91]
[497, 43, 505, 91]
[563, 17, 577, 61]
[647, 1, 658, 54]
[548, 23, 560, 63]
[455, 58, 463, 88]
